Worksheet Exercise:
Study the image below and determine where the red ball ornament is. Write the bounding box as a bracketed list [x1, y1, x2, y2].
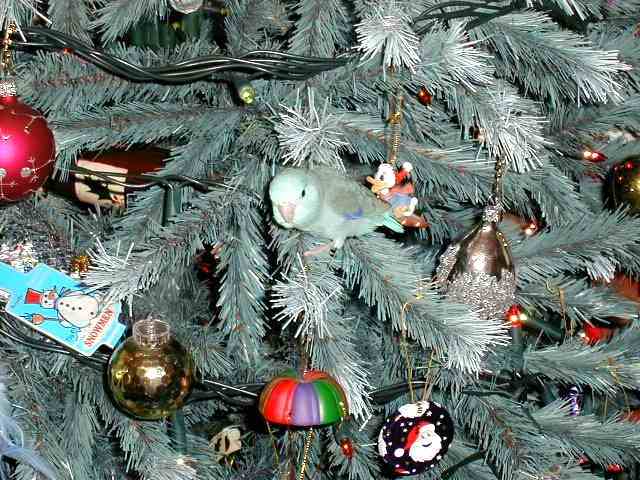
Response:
[416, 87, 432, 106]
[339, 438, 354, 459]
[581, 323, 614, 345]
[606, 464, 624, 474]
[0, 85, 56, 202]
[582, 149, 607, 162]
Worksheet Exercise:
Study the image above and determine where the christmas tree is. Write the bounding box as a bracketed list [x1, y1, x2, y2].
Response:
[1, 0, 640, 479]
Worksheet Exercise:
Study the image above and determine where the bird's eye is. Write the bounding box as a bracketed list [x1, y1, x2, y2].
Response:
[301, 189, 306, 198]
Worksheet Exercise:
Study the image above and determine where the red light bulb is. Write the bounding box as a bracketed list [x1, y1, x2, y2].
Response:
[339, 438, 354, 459]
[506, 305, 526, 328]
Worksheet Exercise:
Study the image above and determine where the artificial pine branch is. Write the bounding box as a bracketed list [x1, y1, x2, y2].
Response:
[525, 330, 640, 393]
[512, 209, 640, 283]
[473, 12, 629, 106]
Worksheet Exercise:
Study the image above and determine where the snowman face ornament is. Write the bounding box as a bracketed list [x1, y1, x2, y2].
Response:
[377, 400, 454, 476]
[56, 290, 100, 328]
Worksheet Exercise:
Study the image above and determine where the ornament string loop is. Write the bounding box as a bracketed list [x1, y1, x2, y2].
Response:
[490, 155, 508, 211]
[606, 356, 630, 412]
[387, 91, 404, 165]
[545, 281, 570, 335]
[421, 350, 438, 401]
[399, 302, 415, 403]
[264, 421, 281, 467]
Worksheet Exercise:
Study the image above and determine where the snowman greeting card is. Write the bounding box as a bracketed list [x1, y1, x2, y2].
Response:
[0, 262, 125, 356]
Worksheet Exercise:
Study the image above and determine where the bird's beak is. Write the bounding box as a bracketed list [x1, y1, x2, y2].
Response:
[278, 202, 297, 224]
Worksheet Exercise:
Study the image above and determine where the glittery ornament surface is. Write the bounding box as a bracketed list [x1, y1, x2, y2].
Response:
[377, 401, 454, 476]
[0, 79, 17, 97]
[482, 204, 502, 223]
[0, 242, 38, 272]
[439, 259, 516, 321]
[69, 254, 91, 279]
[435, 208, 516, 321]
[0, 203, 73, 272]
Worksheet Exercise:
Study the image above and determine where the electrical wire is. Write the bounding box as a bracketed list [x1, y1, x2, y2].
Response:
[0, 312, 109, 369]
[7, 2, 526, 84]
[0, 308, 520, 408]
[412, 0, 527, 34]
[14, 27, 351, 83]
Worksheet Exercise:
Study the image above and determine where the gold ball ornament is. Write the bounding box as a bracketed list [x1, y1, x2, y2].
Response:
[107, 319, 194, 420]
[609, 156, 640, 215]
[70, 254, 91, 275]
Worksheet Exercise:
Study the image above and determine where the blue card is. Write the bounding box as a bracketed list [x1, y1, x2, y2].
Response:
[0, 262, 125, 356]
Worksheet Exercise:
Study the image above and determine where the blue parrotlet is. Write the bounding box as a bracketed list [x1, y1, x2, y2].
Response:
[269, 168, 403, 254]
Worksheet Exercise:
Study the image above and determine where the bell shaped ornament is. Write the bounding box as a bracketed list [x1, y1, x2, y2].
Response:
[435, 204, 516, 321]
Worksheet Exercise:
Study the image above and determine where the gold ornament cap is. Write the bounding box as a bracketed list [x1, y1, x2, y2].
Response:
[133, 318, 171, 347]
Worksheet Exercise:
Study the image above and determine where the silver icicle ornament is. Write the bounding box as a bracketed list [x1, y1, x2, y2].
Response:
[168, 0, 203, 14]
[435, 203, 516, 321]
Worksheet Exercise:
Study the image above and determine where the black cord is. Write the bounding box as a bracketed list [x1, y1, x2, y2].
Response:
[0, 313, 109, 369]
[413, 0, 527, 34]
[8, 2, 527, 85]
[0, 310, 522, 408]
[441, 450, 487, 479]
[16, 27, 350, 83]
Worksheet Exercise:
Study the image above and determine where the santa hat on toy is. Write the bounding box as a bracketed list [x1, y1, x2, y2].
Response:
[395, 162, 413, 185]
